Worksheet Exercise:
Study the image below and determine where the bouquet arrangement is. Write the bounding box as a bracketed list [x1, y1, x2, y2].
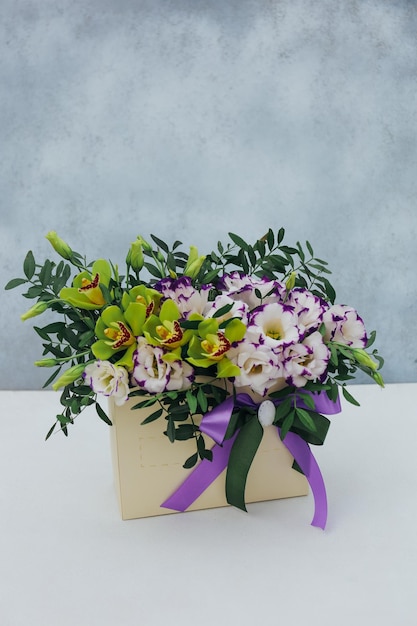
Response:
[6, 228, 384, 522]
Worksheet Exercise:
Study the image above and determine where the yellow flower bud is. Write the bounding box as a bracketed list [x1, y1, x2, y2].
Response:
[184, 246, 205, 278]
[21, 301, 48, 321]
[126, 240, 144, 272]
[45, 231, 73, 260]
[285, 271, 297, 291]
[372, 372, 385, 388]
[52, 363, 86, 391]
[34, 358, 59, 367]
[352, 348, 378, 371]
[136, 235, 153, 253]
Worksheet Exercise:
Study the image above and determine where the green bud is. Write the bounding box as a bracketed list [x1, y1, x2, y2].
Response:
[21, 301, 48, 321]
[34, 358, 59, 367]
[285, 271, 297, 291]
[184, 246, 205, 278]
[45, 231, 73, 260]
[136, 235, 153, 253]
[372, 371, 385, 388]
[52, 363, 86, 391]
[352, 348, 378, 371]
[126, 240, 144, 272]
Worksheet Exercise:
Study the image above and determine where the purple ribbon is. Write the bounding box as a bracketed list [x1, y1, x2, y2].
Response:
[161, 391, 341, 529]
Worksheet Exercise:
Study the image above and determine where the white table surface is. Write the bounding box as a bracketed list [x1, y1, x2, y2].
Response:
[1, 384, 416, 626]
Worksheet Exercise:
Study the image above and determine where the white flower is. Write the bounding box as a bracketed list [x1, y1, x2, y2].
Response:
[287, 288, 327, 331]
[282, 332, 330, 387]
[83, 360, 130, 405]
[205, 294, 250, 325]
[249, 302, 302, 350]
[228, 338, 283, 397]
[132, 337, 194, 394]
[218, 272, 285, 308]
[322, 304, 367, 348]
[156, 276, 211, 319]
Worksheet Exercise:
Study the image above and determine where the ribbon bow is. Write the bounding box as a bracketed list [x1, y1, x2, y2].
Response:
[161, 391, 341, 529]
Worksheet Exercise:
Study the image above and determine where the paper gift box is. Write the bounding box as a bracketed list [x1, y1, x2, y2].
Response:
[109, 395, 309, 520]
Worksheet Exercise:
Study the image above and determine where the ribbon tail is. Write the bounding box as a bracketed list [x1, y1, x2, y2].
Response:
[161, 434, 237, 512]
[225, 417, 264, 512]
[280, 429, 328, 530]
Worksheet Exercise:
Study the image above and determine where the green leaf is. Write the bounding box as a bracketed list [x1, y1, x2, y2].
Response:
[247, 246, 256, 266]
[141, 408, 163, 425]
[39, 260, 53, 287]
[143, 262, 163, 278]
[23, 251, 35, 280]
[96, 403, 112, 425]
[166, 417, 175, 442]
[274, 397, 292, 421]
[183, 453, 198, 469]
[197, 386, 208, 413]
[296, 242, 305, 262]
[366, 330, 376, 349]
[298, 392, 316, 411]
[186, 390, 198, 415]
[280, 410, 295, 440]
[228, 232, 250, 251]
[213, 303, 234, 318]
[295, 408, 317, 432]
[266, 228, 274, 250]
[150, 234, 169, 252]
[277, 227, 285, 244]
[45, 422, 56, 440]
[4, 277, 27, 290]
[225, 418, 263, 512]
[306, 240, 314, 256]
[131, 397, 158, 409]
[342, 386, 360, 406]
[201, 269, 220, 284]
[237, 249, 249, 274]
[174, 424, 197, 440]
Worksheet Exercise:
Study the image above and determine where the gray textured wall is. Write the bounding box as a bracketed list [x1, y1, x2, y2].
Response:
[2, 0, 416, 390]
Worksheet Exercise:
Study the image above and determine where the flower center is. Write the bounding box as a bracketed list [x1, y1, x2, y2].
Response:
[104, 321, 135, 349]
[136, 295, 154, 318]
[201, 333, 231, 361]
[156, 320, 183, 345]
[78, 273, 105, 305]
[266, 321, 284, 341]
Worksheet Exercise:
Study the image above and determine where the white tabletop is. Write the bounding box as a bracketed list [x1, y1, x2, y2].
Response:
[1, 383, 416, 626]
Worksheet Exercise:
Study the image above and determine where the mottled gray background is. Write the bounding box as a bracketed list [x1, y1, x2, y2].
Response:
[1, 0, 416, 390]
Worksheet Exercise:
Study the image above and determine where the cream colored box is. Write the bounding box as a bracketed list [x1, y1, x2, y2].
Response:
[109, 396, 308, 520]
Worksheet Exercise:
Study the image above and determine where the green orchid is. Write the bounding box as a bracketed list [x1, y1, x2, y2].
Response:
[92, 305, 141, 369]
[59, 260, 112, 310]
[121, 285, 162, 320]
[143, 299, 193, 354]
[186, 317, 246, 378]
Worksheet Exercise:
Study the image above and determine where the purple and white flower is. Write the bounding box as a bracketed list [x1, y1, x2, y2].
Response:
[83, 360, 130, 405]
[155, 276, 211, 319]
[205, 294, 250, 325]
[287, 288, 328, 332]
[282, 331, 330, 387]
[228, 337, 284, 397]
[132, 337, 194, 394]
[248, 302, 302, 350]
[218, 272, 285, 308]
[322, 304, 367, 348]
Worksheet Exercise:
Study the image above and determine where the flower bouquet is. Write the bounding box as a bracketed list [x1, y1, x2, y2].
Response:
[6, 228, 384, 526]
